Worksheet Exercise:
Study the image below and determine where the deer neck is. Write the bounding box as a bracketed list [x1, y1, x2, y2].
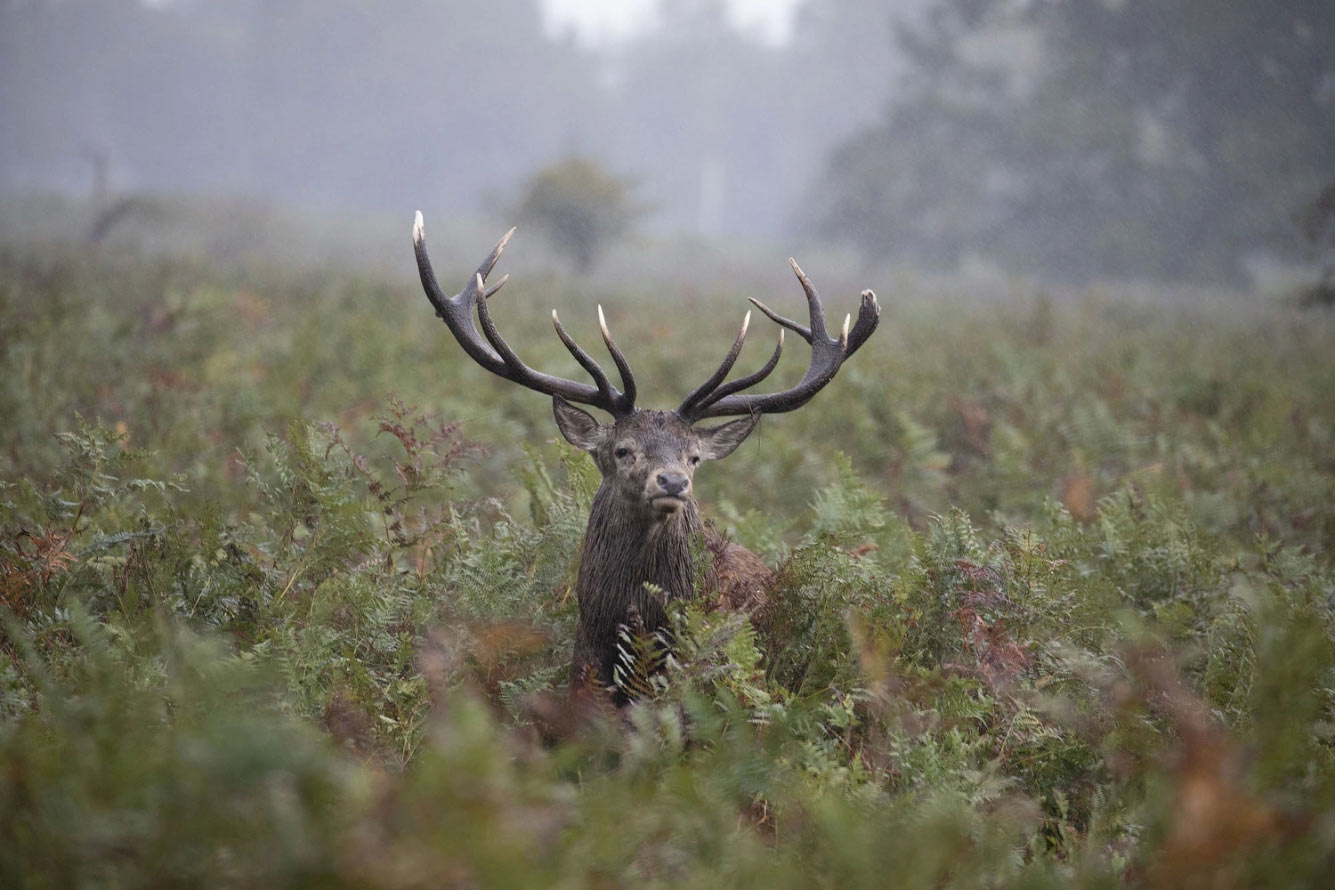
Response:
[579, 485, 701, 609]
[569, 485, 701, 694]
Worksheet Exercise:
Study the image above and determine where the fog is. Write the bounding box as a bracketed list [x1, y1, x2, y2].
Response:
[0, 0, 906, 236]
[1, 0, 1330, 286]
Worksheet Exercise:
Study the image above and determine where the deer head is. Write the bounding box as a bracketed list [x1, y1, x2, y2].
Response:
[412, 212, 879, 696]
[551, 401, 758, 521]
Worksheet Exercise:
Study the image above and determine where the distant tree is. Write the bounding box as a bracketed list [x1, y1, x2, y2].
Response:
[811, 0, 1335, 284]
[514, 157, 642, 272]
[1294, 180, 1335, 306]
[806, 0, 1027, 267]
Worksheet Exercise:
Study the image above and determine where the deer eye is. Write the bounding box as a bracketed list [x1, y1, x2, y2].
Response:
[689, 454, 701, 466]
[614, 447, 632, 460]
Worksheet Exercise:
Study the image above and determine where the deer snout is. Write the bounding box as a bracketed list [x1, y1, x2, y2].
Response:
[656, 471, 690, 498]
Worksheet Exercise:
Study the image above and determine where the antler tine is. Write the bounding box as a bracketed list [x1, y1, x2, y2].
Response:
[788, 257, 828, 340]
[414, 211, 503, 370]
[741, 258, 839, 346]
[846, 289, 880, 357]
[476, 226, 515, 282]
[677, 310, 751, 416]
[697, 330, 783, 412]
[474, 273, 526, 365]
[598, 305, 637, 410]
[551, 309, 617, 406]
[747, 296, 811, 344]
[413, 213, 634, 414]
[680, 259, 881, 420]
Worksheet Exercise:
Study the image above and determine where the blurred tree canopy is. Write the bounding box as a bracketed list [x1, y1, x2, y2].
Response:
[514, 157, 641, 271]
[1294, 179, 1335, 305]
[812, 0, 1335, 283]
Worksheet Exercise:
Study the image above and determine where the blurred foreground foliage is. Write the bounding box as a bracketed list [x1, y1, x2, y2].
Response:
[2, 244, 1334, 887]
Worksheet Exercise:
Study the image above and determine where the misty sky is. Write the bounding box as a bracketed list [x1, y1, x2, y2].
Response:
[542, 0, 801, 45]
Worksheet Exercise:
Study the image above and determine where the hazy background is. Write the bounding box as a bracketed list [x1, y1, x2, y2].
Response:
[1, 0, 1331, 288]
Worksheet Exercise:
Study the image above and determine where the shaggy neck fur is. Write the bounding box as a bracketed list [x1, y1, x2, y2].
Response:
[572, 483, 702, 691]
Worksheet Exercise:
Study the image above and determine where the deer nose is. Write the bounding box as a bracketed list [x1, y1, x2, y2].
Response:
[656, 472, 690, 497]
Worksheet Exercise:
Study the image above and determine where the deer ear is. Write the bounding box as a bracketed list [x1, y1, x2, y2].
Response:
[696, 413, 760, 461]
[553, 395, 605, 451]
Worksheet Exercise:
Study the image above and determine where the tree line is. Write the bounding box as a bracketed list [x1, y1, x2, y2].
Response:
[811, 0, 1335, 283]
[2, 0, 1329, 283]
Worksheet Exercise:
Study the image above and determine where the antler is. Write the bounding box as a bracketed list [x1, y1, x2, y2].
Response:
[677, 258, 879, 422]
[413, 212, 636, 416]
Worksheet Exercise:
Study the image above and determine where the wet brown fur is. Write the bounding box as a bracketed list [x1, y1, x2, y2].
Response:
[554, 402, 761, 698]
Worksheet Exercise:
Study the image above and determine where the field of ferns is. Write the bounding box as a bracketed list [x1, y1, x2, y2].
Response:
[2, 207, 1333, 887]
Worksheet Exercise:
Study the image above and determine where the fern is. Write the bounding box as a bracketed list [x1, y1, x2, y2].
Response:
[610, 603, 672, 703]
[5, 246, 1335, 886]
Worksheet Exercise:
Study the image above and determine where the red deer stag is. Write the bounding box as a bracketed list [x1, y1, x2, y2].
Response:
[412, 213, 879, 703]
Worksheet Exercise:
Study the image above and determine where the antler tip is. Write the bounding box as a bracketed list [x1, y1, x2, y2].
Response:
[412, 210, 425, 246]
[747, 296, 780, 322]
[487, 226, 516, 260]
[741, 309, 751, 337]
[787, 256, 817, 298]
[842, 313, 851, 341]
[483, 273, 510, 299]
[597, 304, 618, 345]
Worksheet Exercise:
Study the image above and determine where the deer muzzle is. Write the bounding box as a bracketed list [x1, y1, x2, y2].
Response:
[649, 470, 691, 512]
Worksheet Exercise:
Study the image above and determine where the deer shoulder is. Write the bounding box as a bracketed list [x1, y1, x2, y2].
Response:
[702, 525, 772, 614]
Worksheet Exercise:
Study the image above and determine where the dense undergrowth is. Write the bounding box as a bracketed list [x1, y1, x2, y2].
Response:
[2, 242, 1334, 887]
